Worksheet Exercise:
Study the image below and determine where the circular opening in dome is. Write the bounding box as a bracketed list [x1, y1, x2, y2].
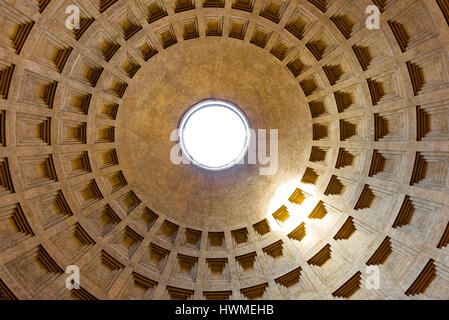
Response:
[179, 100, 250, 171]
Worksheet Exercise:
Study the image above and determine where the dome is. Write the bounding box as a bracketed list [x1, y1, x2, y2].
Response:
[0, 0, 449, 300]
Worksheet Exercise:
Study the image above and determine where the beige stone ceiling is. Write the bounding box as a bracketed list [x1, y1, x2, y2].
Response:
[0, 0, 449, 300]
[118, 38, 308, 228]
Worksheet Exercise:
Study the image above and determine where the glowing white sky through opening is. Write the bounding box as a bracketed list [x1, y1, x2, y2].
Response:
[180, 101, 250, 170]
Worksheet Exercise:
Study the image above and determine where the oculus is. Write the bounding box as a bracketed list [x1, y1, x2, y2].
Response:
[179, 100, 250, 171]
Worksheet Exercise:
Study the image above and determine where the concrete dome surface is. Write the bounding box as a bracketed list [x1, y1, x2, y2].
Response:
[0, 0, 449, 300]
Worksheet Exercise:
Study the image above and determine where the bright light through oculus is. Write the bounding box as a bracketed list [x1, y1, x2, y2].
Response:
[179, 100, 250, 171]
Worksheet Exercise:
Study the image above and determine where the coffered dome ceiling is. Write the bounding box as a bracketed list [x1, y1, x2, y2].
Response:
[0, 0, 449, 300]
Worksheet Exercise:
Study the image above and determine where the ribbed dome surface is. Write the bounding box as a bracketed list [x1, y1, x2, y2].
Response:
[0, 0, 449, 300]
